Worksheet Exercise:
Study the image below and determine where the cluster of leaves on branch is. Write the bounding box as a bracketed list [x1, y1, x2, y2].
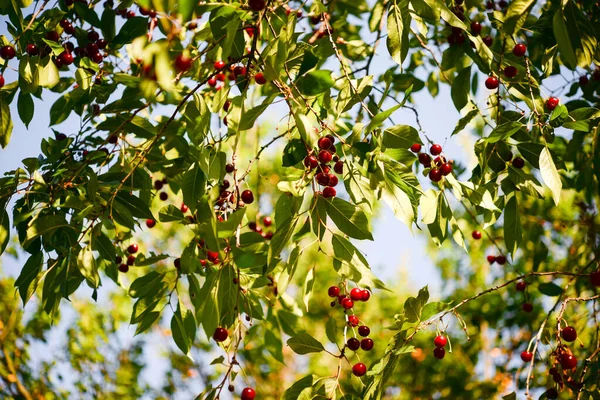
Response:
[1, 0, 600, 398]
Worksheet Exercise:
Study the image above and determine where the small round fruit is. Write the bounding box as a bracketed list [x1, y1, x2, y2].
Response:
[233, 65, 247, 78]
[513, 43, 527, 57]
[429, 168, 442, 182]
[26, 44, 39, 56]
[225, 163, 235, 173]
[522, 303, 533, 312]
[118, 264, 129, 272]
[440, 163, 453, 176]
[146, 219, 156, 228]
[96, 39, 107, 49]
[304, 155, 318, 169]
[248, 0, 266, 11]
[318, 137, 332, 150]
[472, 230, 482, 240]
[175, 54, 193, 72]
[341, 297, 354, 310]
[352, 362, 367, 377]
[410, 143, 422, 153]
[561, 326, 577, 342]
[0, 45, 16, 60]
[350, 288, 363, 301]
[348, 315, 359, 326]
[430, 144, 442, 155]
[545, 388, 559, 400]
[591, 270, 600, 286]
[470, 21, 482, 36]
[512, 157, 525, 169]
[482, 35, 493, 47]
[207, 77, 217, 87]
[58, 51, 74, 65]
[88, 30, 100, 41]
[241, 388, 256, 400]
[318, 150, 332, 163]
[358, 326, 370, 337]
[516, 281, 527, 291]
[0, 74, 4, 88]
[334, 160, 343, 174]
[154, 180, 164, 190]
[433, 347, 445, 359]
[316, 172, 330, 186]
[361, 290, 371, 302]
[254, 72, 266, 85]
[560, 353, 577, 369]
[159, 192, 168, 201]
[174, 258, 181, 269]
[579, 75, 589, 86]
[213, 327, 228, 342]
[181, 203, 189, 213]
[206, 251, 219, 262]
[241, 190, 254, 204]
[487, 255, 496, 264]
[116, 256, 122, 264]
[546, 97, 559, 111]
[485, 76, 499, 89]
[361, 338, 374, 351]
[323, 187, 336, 198]
[504, 66, 518, 78]
[127, 244, 139, 254]
[418, 153, 432, 167]
[126, 255, 136, 266]
[520, 351, 533, 362]
[347, 338, 360, 351]
[263, 216, 272, 227]
[328, 286, 340, 297]
[214, 60, 225, 70]
[495, 255, 507, 265]
[434, 335, 447, 348]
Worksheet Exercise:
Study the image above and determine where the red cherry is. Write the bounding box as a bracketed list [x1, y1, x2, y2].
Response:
[146, 219, 156, 228]
[361, 289, 371, 302]
[46, 31, 60, 41]
[472, 230, 482, 240]
[91, 51, 103, 64]
[579, 75, 589, 86]
[410, 143, 422, 153]
[262, 216, 272, 227]
[153, 180, 164, 190]
[496, 255, 507, 265]
[418, 153, 432, 167]
[352, 362, 367, 377]
[118, 264, 129, 272]
[516, 281, 527, 291]
[333, 160, 343, 174]
[174, 258, 181, 269]
[512, 157, 525, 169]
[434, 335, 447, 348]
[206, 250, 219, 262]
[522, 303, 533, 312]
[0, 74, 4, 89]
[241, 189, 254, 204]
[361, 338, 374, 351]
[316, 172, 330, 186]
[181, 203, 189, 213]
[304, 155, 319, 169]
[327, 174, 339, 187]
[241, 387, 256, 400]
[470, 21, 482, 36]
[127, 244, 139, 254]
[485, 76, 499, 89]
[126, 255, 136, 266]
[115, 256, 122, 264]
[318, 137, 332, 150]
[520, 351, 533, 362]
[487, 255, 496, 264]
[88, 30, 100, 41]
[482, 35, 493, 47]
[594, 69, 600, 81]
[347, 337, 360, 351]
[546, 388, 559, 399]
[255, 72, 266, 85]
[513, 43, 527, 57]
[58, 51, 74, 65]
[233, 65, 247, 78]
[546, 97, 559, 111]
[430, 144, 442, 155]
[328, 285, 340, 298]
[159, 192, 168, 201]
[323, 187, 336, 198]
[213, 327, 228, 342]
[214, 60, 225, 70]
[341, 297, 354, 310]
[429, 168, 442, 182]
[225, 163, 235, 173]
[126, 10, 136, 19]
[248, 0, 266, 11]
[560, 353, 577, 369]
[350, 288, 363, 301]
[318, 150, 332, 163]
[175, 54, 193, 72]
[504, 66, 518, 78]
[348, 315, 359, 326]
[26, 44, 39, 56]
[591, 270, 600, 286]
[358, 325, 370, 337]
[561, 326, 577, 342]
[440, 163, 453, 176]
[433, 347, 445, 359]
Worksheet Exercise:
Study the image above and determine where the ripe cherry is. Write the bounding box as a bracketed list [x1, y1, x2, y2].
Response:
[485, 76, 499, 89]
[304, 155, 318, 169]
[248, 0, 266, 11]
[546, 97, 559, 111]
[487, 255, 496, 264]
[323, 187, 336, 198]
[513, 43, 527, 57]
[470, 21, 482, 36]
[350, 288, 363, 301]
[429, 168, 442, 182]
[361, 289, 371, 302]
[579, 75, 589, 86]
[352, 362, 367, 377]
[116, 256, 122, 264]
[241, 387, 256, 400]
[440, 163, 453, 176]
[560, 353, 577, 369]
[58, 51, 74, 65]
[512, 157, 525, 169]
[504, 66, 518, 78]
[328, 286, 340, 297]
[318, 150, 332, 163]
[358, 326, 370, 337]
[0, 75, 4, 89]
[522, 303, 533, 312]
[482, 35, 493, 47]
[591, 270, 600, 286]
[347, 338, 360, 351]
[213, 327, 228, 342]
[126, 255, 136, 266]
[361, 338, 374, 351]
[348, 315, 359, 326]
[146, 219, 156, 228]
[153, 180, 164, 190]
[316, 172, 330, 186]
[1, 45, 16, 60]
[233, 65, 247, 78]
[410, 143, 422, 153]
[127, 244, 139, 254]
[206, 250, 219, 263]
[214, 60, 225, 70]
[433, 347, 445, 359]
[255, 72, 266, 85]
[118, 264, 129, 272]
[334, 160, 343, 174]
[174, 258, 181, 269]
[434, 335, 447, 348]
[88, 30, 100, 41]
[207, 77, 217, 87]
[516, 281, 527, 291]
[430, 144, 442, 155]
[561, 326, 577, 342]
[263, 216, 272, 227]
[181, 203, 189, 213]
[159, 192, 168, 201]
[175, 54, 193, 72]
[545, 388, 559, 400]
[496, 255, 507, 265]
[472, 230, 482, 240]
[418, 153, 432, 167]
[520, 351, 533, 362]
[241, 189, 254, 204]
[26, 44, 39, 56]
[318, 137, 332, 150]
[341, 297, 354, 309]
[225, 163, 235, 173]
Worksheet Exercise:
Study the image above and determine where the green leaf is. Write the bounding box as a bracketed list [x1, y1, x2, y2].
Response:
[75, 68, 93, 91]
[302, 267, 315, 312]
[38, 56, 59, 88]
[49, 96, 71, 126]
[502, 392, 517, 400]
[282, 139, 308, 167]
[182, 164, 206, 214]
[366, 104, 402, 133]
[135, 311, 160, 335]
[539, 147, 562, 205]
[386, 0, 410, 66]
[0, 95, 13, 149]
[296, 70, 335, 96]
[115, 192, 154, 219]
[486, 121, 523, 143]
[178, 0, 195, 22]
[159, 205, 186, 222]
[238, 95, 276, 131]
[129, 271, 165, 298]
[18, 56, 39, 94]
[77, 245, 100, 288]
[382, 124, 421, 149]
[112, 17, 148, 46]
[503, 0, 536, 35]
[504, 195, 522, 257]
[538, 282, 563, 297]
[404, 286, 429, 322]
[93, 232, 115, 262]
[17, 91, 34, 128]
[283, 375, 314, 400]
[287, 332, 325, 355]
[325, 197, 373, 240]
[451, 66, 471, 111]
[24, 215, 71, 248]
[0, 209, 9, 256]
[451, 109, 478, 136]
[330, 234, 388, 290]
[422, 0, 467, 29]
[325, 317, 338, 345]
[14, 252, 43, 305]
[171, 303, 195, 358]
[421, 301, 452, 321]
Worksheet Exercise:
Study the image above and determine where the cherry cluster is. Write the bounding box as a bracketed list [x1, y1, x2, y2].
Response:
[433, 334, 448, 360]
[248, 216, 273, 240]
[512, 280, 533, 313]
[116, 243, 139, 273]
[410, 143, 453, 183]
[328, 285, 373, 377]
[305, 135, 343, 199]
